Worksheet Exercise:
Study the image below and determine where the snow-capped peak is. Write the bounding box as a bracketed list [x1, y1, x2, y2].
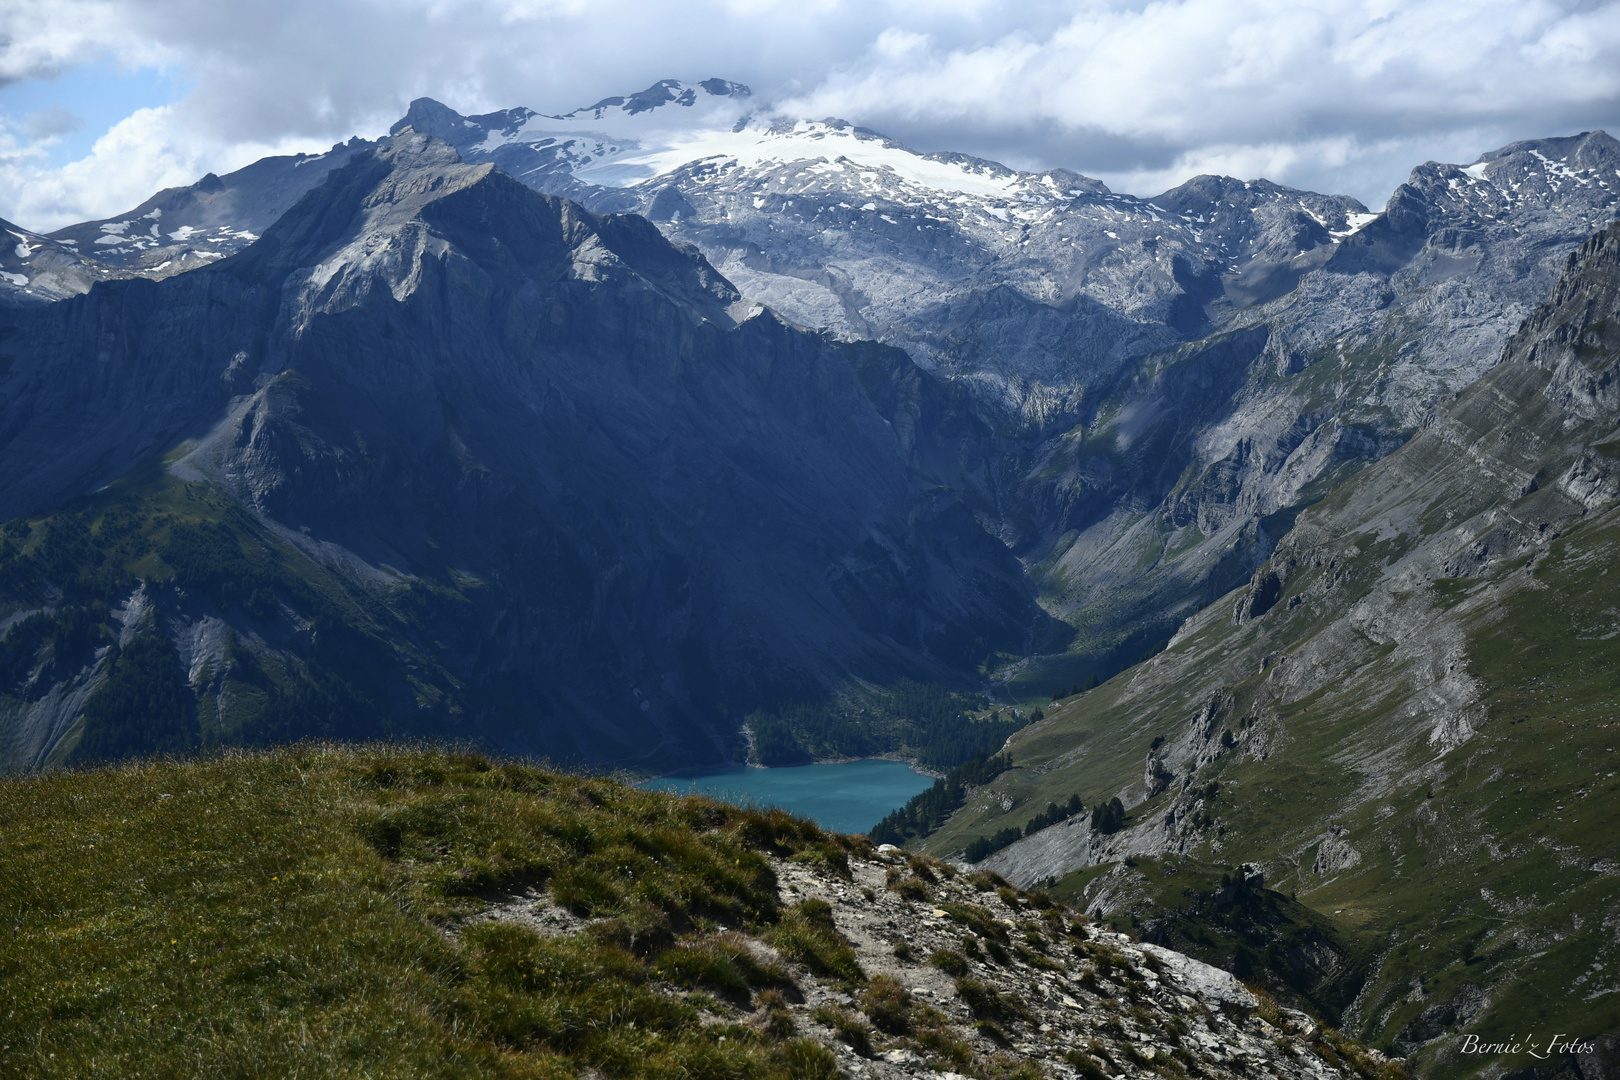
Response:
[411, 82, 1091, 201]
[562, 78, 750, 121]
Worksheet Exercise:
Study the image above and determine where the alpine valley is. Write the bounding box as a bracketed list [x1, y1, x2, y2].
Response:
[1, 78, 1618, 1078]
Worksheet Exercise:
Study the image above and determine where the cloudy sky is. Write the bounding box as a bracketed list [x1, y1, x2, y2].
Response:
[2, 0, 1618, 231]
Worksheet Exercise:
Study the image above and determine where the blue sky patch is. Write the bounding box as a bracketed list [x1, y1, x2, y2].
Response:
[1, 64, 190, 168]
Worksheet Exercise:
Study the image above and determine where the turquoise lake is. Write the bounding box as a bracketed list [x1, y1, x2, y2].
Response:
[637, 759, 936, 835]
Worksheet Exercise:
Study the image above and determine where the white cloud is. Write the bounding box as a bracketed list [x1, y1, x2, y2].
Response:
[0, 0, 1616, 228]
[0, 0, 172, 82]
[791, 2, 1620, 152]
[0, 104, 327, 230]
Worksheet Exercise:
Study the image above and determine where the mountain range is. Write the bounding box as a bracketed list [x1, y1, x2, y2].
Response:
[11, 82, 1616, 682]
[1, 77, 1618, 1075]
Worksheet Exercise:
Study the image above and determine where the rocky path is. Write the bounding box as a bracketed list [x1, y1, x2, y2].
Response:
[471, 843, 1400, 1080]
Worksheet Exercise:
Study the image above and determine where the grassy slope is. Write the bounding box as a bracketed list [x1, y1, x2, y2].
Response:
[921, 497, 1620, 1076]
[0, 744, 870, 1079]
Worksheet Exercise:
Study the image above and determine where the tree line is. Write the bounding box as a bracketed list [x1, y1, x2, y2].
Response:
[869, 751, 1012, 847]
[961, 791, 1089, 862]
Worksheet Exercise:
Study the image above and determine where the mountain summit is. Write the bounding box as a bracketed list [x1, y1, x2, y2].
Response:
[0, 132, 1052, 770]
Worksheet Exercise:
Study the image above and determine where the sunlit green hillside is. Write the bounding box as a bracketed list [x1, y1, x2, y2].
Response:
[0, 744, 864, 1079]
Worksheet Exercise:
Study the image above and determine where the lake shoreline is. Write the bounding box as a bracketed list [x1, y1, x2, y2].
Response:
[635, 757, 939, 835]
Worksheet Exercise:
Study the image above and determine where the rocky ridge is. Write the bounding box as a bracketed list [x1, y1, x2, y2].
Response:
[43, 136, 378, 278]
[471, 844, 1397, 1080]
[0, 742, 1402, 1077]
[0, 215, 106, 303]
[0, 138, 377, 303]
[917, 222, 1620, 1071]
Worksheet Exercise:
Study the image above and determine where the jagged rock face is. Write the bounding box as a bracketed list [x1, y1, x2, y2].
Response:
[1151, 174, 1371, 310]
[1285, 129, 1620, 424]
[0, 133, 1052, 767]
[937, 222, 1620, 1068]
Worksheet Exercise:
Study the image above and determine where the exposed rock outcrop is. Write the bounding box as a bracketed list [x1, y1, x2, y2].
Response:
[473, 846, 1397, 1080]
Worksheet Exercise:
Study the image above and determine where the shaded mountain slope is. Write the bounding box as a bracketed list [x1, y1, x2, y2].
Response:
[914, 223, 1620, 1076]
[0, 133, 1055, 771]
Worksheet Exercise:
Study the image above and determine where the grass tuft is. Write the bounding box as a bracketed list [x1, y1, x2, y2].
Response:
[859, 974, 913, 1035]
[1065, 1048, 1111, 1080]
[810, 1003, 873, 1057]
[765, 900, 865, 985]
[954, 976, 1030, 1026]
[930, 948, 970, 976]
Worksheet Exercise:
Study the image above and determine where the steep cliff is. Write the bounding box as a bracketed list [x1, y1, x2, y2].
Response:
[0, 133, 1054, 771]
